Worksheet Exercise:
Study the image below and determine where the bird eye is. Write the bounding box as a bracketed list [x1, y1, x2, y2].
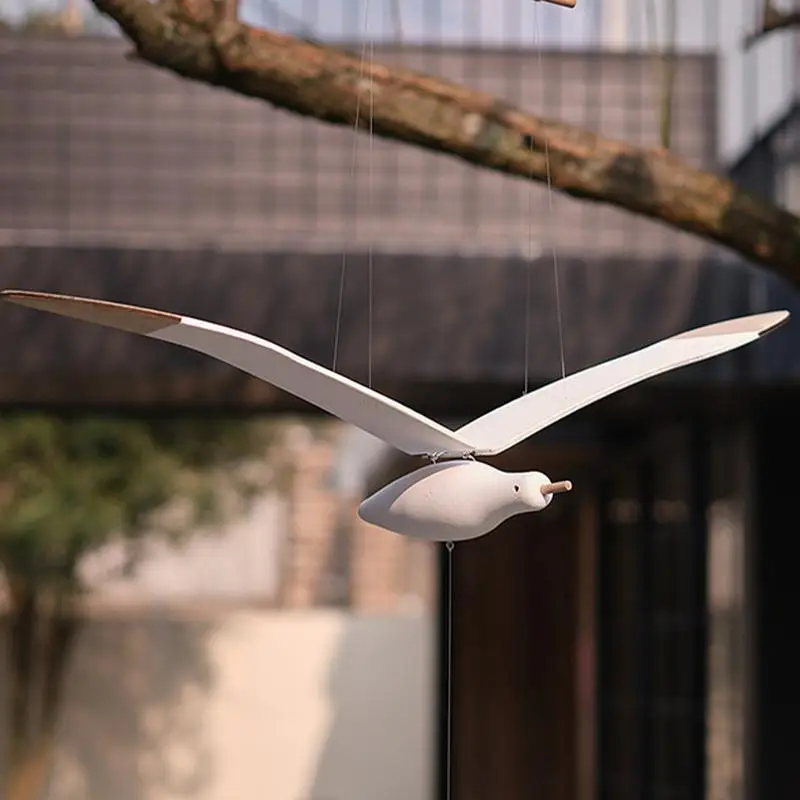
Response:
[513, 484, 520, 492]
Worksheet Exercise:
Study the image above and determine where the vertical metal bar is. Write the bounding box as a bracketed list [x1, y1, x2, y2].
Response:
[638, 457, 655, 800]
[595, 478, 611, 800]
[687, 421, 709, 800]
[576, 493, 599, 800]
[741, 422, 760, 800]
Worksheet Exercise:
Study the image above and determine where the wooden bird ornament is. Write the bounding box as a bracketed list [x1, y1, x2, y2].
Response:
[1, 290, 788, 541]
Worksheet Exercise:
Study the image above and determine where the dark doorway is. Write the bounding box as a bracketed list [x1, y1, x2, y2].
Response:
[596, 425, 709, 800]
[441, 497, 582, 800]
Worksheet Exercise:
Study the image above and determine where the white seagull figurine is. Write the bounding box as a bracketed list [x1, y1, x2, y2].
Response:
[0, 290, 788, 542]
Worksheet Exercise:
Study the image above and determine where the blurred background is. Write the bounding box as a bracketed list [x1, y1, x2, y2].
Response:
[0, 1, 799, 799]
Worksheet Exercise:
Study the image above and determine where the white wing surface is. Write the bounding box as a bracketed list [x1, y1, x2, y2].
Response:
[455, 310, 789, 456]
[0, 290, 474, 456]
[2, 291, 788, 459]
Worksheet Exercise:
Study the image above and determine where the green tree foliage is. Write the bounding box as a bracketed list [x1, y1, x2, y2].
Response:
[0, 412, 281, 800]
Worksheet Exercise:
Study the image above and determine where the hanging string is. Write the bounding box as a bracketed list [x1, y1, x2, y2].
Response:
[523, 3, 537, 395]
[523, 94, 535, 395]
[367, 30, 375, 389]
[531, 0, 567, 384]
[332, 0, 373, 373]
[444, 540, 455, 800]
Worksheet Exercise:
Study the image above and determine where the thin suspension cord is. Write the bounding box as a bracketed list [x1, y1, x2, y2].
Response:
[523, 1, 536, 395]
[367, 31, 375, 389]
[332, 1, 372, 373]
[444, 540, 455, 800]
[523, 42, 535, 396]
[523, 255, 533, 394]
[533, 1, 567, 382]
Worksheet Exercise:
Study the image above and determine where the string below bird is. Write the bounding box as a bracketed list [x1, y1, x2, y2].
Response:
[0, 290, 789, 541]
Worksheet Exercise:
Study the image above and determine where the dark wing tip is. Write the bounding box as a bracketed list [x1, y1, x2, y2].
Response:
[673, 310, 790, 341]
[1, 290, 181, 335]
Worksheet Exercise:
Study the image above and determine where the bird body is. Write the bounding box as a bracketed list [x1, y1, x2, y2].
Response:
[358, 461, 556, 541]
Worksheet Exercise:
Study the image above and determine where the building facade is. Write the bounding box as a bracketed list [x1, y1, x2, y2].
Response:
[1, 28, 800, 800]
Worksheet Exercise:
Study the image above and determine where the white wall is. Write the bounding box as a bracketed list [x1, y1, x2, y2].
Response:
[0, 610, 436, 800]
[79, 492, 289, 606]
[598, 0, 797, 163]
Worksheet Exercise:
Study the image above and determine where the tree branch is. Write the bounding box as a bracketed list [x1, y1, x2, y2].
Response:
[744, 2, 800, 47]
[91, 0, 800, 287]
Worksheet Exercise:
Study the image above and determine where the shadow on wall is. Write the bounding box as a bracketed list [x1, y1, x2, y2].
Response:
[307, 615, 435, 800]
[0, 614, 217, 800]
[0, 609, 434, 800]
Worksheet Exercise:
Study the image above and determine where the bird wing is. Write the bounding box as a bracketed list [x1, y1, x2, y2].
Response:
[0, 290, 474, 457]
[456, 310, 789, 456]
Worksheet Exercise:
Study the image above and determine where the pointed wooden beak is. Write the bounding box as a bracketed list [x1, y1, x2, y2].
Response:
[541, 480, 573, 495]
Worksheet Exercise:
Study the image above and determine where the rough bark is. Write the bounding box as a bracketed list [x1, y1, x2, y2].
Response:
[90, 0, 800, 287]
